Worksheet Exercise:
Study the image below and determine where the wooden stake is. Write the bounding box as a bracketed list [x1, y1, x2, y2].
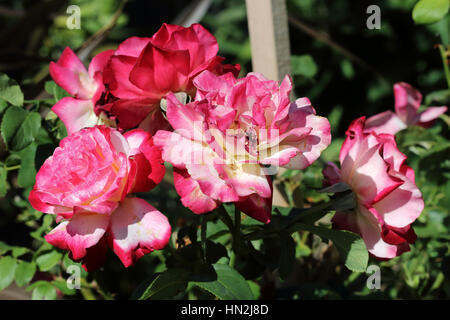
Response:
[245, 0, 291, 81]
[246, 0, 292, 207]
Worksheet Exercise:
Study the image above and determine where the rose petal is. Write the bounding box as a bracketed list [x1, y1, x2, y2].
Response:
[51, 98, 98, 135]
[365, 110, 407, 135]
[417, 106, 448, 124]
[45, 211, 109, 260]
[394, 82, 422, 123]
[109, 197, 171, 267]
[173, 168, 218, 214]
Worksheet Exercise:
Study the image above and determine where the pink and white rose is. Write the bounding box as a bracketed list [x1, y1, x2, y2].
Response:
[154, 71, 331, 223]
[323, 117, 424, 259]
[193, 71, 331, 170]
[29, 126, 170, 269]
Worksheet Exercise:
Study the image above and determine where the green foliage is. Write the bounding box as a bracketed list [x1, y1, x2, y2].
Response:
[0, 73, 24, 107]
[0, 0, 449, 302]
[291, 55, 318, 78]
[45, 81, 69, 104]
[134, 268, 190, 300]
[190, 264, 255, 300]
[15, 262, 36, 287]
[295, 224, 368, 272]
[36, 251, 63, 272]
[412, 0, 450, 25]
[26, 281, 57, 300]
[1, 107, 41, 151]
[0, 256, 17, 291]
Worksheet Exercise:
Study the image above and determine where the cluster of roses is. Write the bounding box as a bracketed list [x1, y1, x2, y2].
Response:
[29, 23, 447, 270]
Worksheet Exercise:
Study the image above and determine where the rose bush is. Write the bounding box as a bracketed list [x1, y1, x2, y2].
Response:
[0, 1, 449, 301]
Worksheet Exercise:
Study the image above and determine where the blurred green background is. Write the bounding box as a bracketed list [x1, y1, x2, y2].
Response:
[0, 0, 449, 300]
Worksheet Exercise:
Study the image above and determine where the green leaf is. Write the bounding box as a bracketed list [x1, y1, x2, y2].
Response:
[12, 247, 30, 258]
[278, 234, 296, 280]
[0, 100, 7, 114]
[191, 263, 255, 300]
[17, 143, 37, 188]
[0, 166, 7, 197]
[135, 268, 190, 300]
[0, 241, 12, 255]
[36, 251, 63, 272]
[1, 107, 27, 149]
[1, 108, 41, 151]
[27, 281, 57, 300]
[51, 279, 76, 295]
[57, 120, 68, 140]
[11, 112, 41, 151]
[15, 261, 36, 287]
[295, 223, 368, 272]
[0, 73, 24, 106]
[44, 81, 69, 103]
[425, 89, 450, 105]
[435, 15, 450, 44]
[247, 280, 261, 299]
[0, 256, 17, 291]
[291, 54, 318, 78]
[412, 0, 450, 24]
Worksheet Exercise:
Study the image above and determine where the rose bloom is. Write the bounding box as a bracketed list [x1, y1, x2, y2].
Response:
[365, 82, 448, 135]
[323, 117, 424, 259]
[193, 71, 331, 169]
[154, 71, 331, 223]
[29, 126, 170, 270]
[101, 23, 240, 133]
[49, 47, 115, 135]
